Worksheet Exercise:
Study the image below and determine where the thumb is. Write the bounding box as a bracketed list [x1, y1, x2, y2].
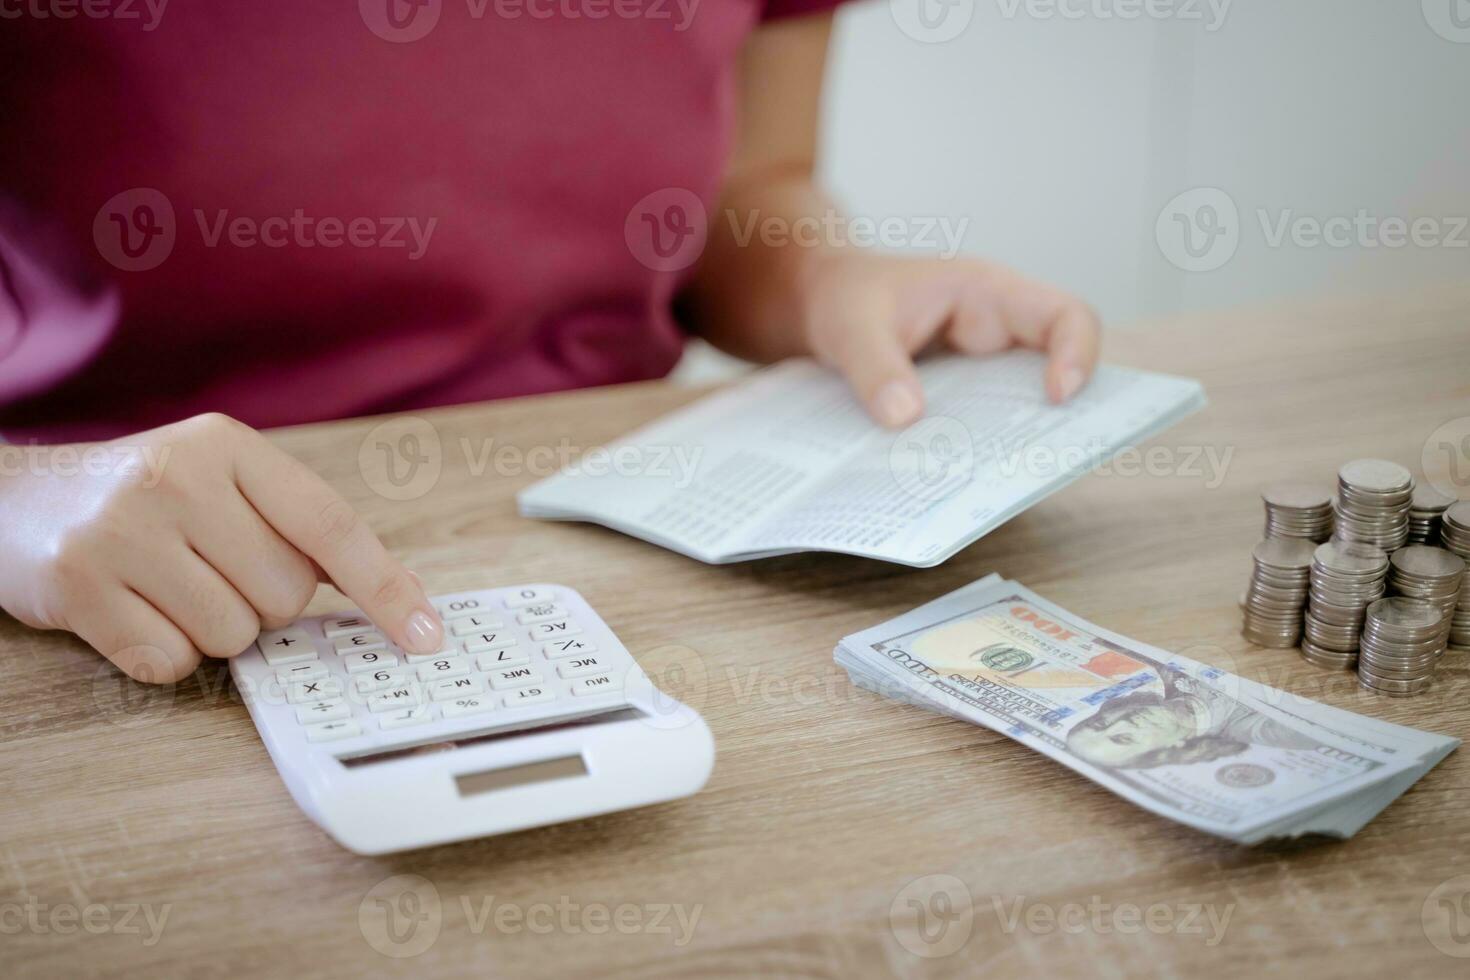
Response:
[818, 314, 925, 430]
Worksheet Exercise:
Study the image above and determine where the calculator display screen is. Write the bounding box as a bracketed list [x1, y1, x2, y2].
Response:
[337, 706, 646, 768]
[454, 755, 588, 796]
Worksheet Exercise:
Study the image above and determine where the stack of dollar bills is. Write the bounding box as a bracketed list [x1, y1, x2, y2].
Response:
[835, 575, 1458, 844]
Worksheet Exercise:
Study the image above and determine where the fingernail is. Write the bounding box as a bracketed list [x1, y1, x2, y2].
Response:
[875, 381, 921, 428]
[1057, 367, 1085, 402]
[404, 610, 443, 655]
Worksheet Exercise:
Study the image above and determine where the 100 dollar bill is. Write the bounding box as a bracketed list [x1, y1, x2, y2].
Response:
[836, 576, 1458, 842]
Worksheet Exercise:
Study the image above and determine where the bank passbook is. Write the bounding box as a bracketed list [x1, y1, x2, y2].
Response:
[519, 352, 1206, 566]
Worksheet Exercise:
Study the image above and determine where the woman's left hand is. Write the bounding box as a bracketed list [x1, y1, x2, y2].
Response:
[799, 250, 1103, 429]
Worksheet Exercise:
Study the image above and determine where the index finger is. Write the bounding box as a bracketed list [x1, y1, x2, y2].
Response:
[233, 436, 445, 655]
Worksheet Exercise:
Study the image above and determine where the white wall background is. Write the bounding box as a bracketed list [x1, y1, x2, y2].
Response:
[822, 0, 1470, 326]
[675, 0, 1469, 381]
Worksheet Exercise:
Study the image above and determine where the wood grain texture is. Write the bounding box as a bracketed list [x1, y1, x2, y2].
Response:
[3, 285, 1470, 979]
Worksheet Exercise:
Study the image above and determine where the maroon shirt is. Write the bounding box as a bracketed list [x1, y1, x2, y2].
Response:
[0, 0, 838, 443]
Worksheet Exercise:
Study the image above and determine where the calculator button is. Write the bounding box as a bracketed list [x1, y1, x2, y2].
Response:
[323, 616, 374, 638]
[557, 656, 610, 679]
[462, 631, 516, 654]
[352, 668, 410, 696]
[405, 649, 452, 663]
[571, 675, 623, 696]
[428, 675, 485, 701]
[530, 620, 582, 639]
[504, 587, 555, 608]
[333, 632, 386, 654]
[450, 615, 503, 636]
[344, 650, 399, 673]
[276, 662, 328, 684]
[515, 603, 566, 625]
[476, 649, 531, 670]
[542, 639, 596, 660]
[502, 686, 554, 707]
[438, 598, 488, 619]
[305, 719, 362, 742]
[257, 627, 317, 665]
[416, 657, 471, 682]
[488, 666, 543, 690]
[368, 686, 422, 712]
[379, 705, 433, 730]
[295, 698, 351, 723]
[287, 678, 343, 704]
[442, 696, 494, 719]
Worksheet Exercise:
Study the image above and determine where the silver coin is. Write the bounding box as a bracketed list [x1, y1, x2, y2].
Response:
[1357, 676, 1434, 697]
[1263, 482, 1333, 511]
[1389, 545, 1466, 576]
[1338, 459, 1413, 493]
[1252, 537, 1318, 571]
[1366, 596, 1444, 632]
[1313, 540, 1389, 575]
[1411, 484, 1454, 512]
[1443, 501, 1470, 532]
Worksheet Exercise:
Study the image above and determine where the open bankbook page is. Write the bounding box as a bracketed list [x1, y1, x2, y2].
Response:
[517, 351, 1207, 566]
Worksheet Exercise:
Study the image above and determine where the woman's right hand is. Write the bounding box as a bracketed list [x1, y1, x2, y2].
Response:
[0, 413, 445, 683]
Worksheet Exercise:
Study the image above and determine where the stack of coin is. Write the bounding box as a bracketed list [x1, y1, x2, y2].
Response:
[1242, 537, 1316, 648]
[1386, 545, 1464, 641]
[1357, 597, 1447, 697]
[1332, 459, 1413, 552]
[1438, 502, 1470, 648]
[1261, 483, 1333, 542]
[1408, 484, 1454, 545]
[1302, 540, 1389, 668]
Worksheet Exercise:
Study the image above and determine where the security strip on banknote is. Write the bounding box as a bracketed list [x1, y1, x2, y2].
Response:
[835, 575, 1458, 843]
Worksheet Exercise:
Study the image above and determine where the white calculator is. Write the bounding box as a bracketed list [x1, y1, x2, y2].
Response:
[230, 584, 715, 854]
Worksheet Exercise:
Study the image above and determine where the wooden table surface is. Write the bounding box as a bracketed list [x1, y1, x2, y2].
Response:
[4, 285, 1470, 979]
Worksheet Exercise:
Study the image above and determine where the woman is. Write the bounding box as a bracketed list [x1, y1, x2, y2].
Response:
[0, 2, 1100, 683]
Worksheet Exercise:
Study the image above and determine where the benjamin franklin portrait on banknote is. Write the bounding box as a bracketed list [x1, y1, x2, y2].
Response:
[1063, 649, 1321, 770]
